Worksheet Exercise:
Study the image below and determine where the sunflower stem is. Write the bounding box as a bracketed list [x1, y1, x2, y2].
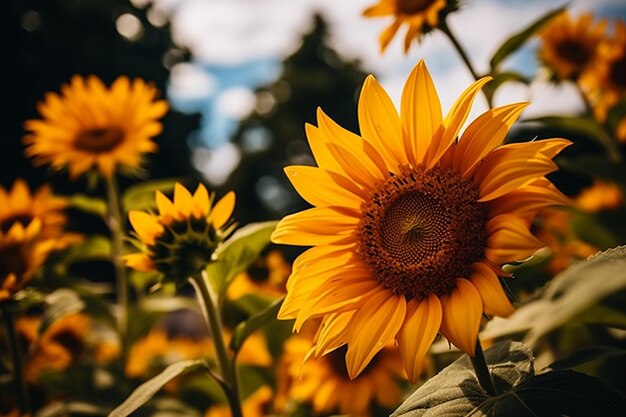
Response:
[440, 21, 494, 108]
[575, 84, 622, 162]
[471, 339, 497, 397]
[189, 273, 243, 417]
[104, 174, 130, 367]
[2, 309, 31, 414]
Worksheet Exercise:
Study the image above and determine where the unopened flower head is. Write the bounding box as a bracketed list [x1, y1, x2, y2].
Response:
[271, 60, 571, 381]
[124, 183, 236, 284]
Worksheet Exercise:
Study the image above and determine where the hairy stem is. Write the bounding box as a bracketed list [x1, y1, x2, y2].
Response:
[189, 273, 242, 417]
[471, 338, 498, 397]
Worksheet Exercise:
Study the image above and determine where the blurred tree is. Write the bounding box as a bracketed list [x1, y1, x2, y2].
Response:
[2, 0, 200, 193]
[225, 14, 369, 225]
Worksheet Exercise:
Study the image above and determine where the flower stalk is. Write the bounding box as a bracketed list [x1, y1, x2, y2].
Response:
[2, 309, 31, 414]
[470, 338, 497, 397]
[440, 20, 494, 108]
[104, 174, 130, 364]
[189, 273, 243, 417]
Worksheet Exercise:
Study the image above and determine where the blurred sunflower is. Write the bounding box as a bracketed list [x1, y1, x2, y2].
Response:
[0, 179, 81, 249]
[205, 386, 273, 417]
[276, 334, 404, 417]
[0, 220, 55, 302]
[13, 313, 90, 383]
[538, 11, 607, 83]
[363, 0, 458, 53]
[227, 250, 290, 301]
[23, 75, 167, 179]
[575, 181, 623, 212]
[123, 183, 236, 283]
[271, 60, 570, 380]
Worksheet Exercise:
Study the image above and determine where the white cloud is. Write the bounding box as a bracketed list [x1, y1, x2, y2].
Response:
[192, 142, 242, 186]
[168, 62, 217, 101]
[216, 87, 256, 120]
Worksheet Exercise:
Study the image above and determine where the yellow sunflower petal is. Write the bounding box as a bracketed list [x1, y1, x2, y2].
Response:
[155, 190, 176, 221]
[485, 214, 545, 264]
[440, 278, 483, 356]
[211, 191, 236, 230]
[470, 262, 514, 317]
[379, 20, 402, 53]
[192, 183, 210, 218]
[123, 253, 156, 272]
[397, 294, 442, 383]
[305, 123, 345, 174]
[314, 311, 354, 357]
[453, 102, 529, 177]
[271, 207, 359, 246]
[326, 143, 386, 188]
[358, 75, 404, 172]
[284, 166, 364, 209]
[346, 291, 406, 379]
[425, 76, 492, 168]
[173, 183, 193, 218]
[488, 178, 570, 219]
[401, 60, 442, 165]
[129, 210, 163, 246]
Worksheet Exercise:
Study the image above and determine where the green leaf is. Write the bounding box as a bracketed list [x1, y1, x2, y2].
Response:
[549, 346, 626, 371]
[108, 359, 208, 417]
[392, 341, 534, 417]
[121, 178, 180, 212]
[229, 296, 284, 353]
[558, 155, 626, 183]
[478, 370, 626, 417]
[483, 71, 529, 101]
[63, 235, 112, 263]
[67, 194, 107, 217]
[38, 289, 86, 336]
[570, 210, 621, 249]
[205, 221, 277, 297]
[490, 5, 566, 70]
[482, 245, 626, 345]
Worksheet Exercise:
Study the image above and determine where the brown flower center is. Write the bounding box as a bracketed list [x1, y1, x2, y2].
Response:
[74, 127, 124, 153]
[0, 214, 34, 234]
[357, 165, 487, 300]
[555, 40, 591, 67]
[0, 243, 28, 279]
[609, 52, 626, 89]
[397, 0, 437, 14]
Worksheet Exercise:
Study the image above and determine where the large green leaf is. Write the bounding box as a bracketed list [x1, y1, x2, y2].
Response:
[482, 246, 626, 345]
[392, 341, 534, 417]
[489, 5, 566, 70]
[205, 221, 277, 297]
[549, 346, 626, 371]
[392, 341, 625, 417]
[230, 296, 284, 353]
[108, 359, 208, 417]
[62, 235, 112, 263]
[67, 194, 107, 217]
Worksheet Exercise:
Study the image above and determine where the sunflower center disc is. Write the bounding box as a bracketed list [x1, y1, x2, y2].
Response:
[555, 40, 591, 66]
[357, 165, 487, 300]
[397, 0, 437, 14]
[74, 127, 125, 153]
[0, 243, 28, 279]
[609, 54, 626, 88]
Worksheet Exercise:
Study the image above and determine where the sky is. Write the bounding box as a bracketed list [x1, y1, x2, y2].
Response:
[136, 0, 626, 184]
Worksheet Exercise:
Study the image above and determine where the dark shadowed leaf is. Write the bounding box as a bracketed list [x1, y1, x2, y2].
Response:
[549, 346, 626, 371]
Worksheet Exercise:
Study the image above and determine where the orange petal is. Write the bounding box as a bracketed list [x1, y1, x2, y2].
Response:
[401, 60, 442, 165]
[128, 211, 163, 246]
[346, 291, 406, 378]
[397, 293, 442, 382]
[173, 183, 193, 218]
[211, 191, 235, 230]
[192, 183, 210, 218]
[271, 207, 358, 246]
[485, 214, 545, 265]
[284, 166, 364, 209]
[123, 253, 155, 272]
[155, 190, 176, 221]
[488, 178, 571, 219]
[470, 262, 514, 317]
[440, 278, 483, 356]
[379, 20, 402, 53]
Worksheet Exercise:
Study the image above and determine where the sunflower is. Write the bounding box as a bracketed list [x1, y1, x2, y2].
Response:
[276, 333, 404, 417]
[0, 219, 56, 302]
[363, 0, 457, 53]
[538, 11, 607, 83]
[205, 386, 273, 417]
[271, 60, 571, 381]
[0, 179, 81, 250]
[227, 250, 290, 301]
[123, 183, 236, 283]
[575, 181, 623, 212]
[586, 21, 626, 122]
[23, 75, 168, 179]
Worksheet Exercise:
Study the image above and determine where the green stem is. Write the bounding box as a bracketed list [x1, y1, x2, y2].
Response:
[2, 309, 31, 414]
[189, 274, 242, 417]
[104, 175, 130, 366]
[471, 339, 497, 397]
[440, 21, 494, 108]
[575, 85, 622, 162]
